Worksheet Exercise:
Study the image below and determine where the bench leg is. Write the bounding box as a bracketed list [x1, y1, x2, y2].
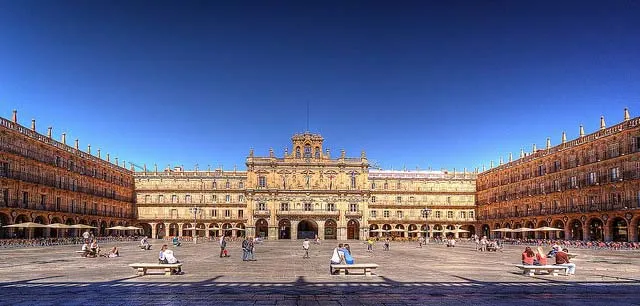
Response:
[527, 269, 534, 276]
[365, 268, 372, 277]
[164, 268, 172, 276]
[339, 269, 346, 276]
[136, 268, 145, 276]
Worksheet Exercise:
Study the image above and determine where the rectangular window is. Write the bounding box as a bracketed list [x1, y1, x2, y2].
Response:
[170, 209, 178, 218]
[211, 195, 217, 202]
[238, 182, 244, 189]
[171, 195, 177, 203]
[371, 196, 376, 203]
[396, 196, 402, 203]
[396, 211, 403, 218]
[185, 195, 191, 203]
[238, 210, 243, 218]
[303, 203, 312, 211]
[258, 202, 266, 210]
[460, 211, 466, 219]
[383, 210, 389, 218]
[349, 203, 358, 212]
[159, 195, 165, 203]
[468, 211, 474, 219]
[447, 211, 454, 218]
[55, 197, 61, 211]
[258, 176, 266, 188]
[553, 161, 561, 172]
[370, 210, 377, 217]
[22, 191, 28, 207]
[570, 176, 577, 188]
[40, 195, 46, 209]
[553, 180, 560, 191]
[280, 203, 289, 211]
[211, 209, 217, 217]
[225, 195, 231, 202]
[610, 167, 620, 181]
[224, 209, 231, 217]
[371, 182, 376, 189]
[238, 195, 244, 202]
[0, 162, 8, 177]
[435, 211, 441, 218]
[327, 203, 335, 211]
[144, 195, 151, 203]
[588, 172, 597, 185]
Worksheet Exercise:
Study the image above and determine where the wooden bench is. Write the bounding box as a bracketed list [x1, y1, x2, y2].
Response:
[331, 264, 379, 276]
[515, 264, 569, 276]
[129, 263, 182, 276]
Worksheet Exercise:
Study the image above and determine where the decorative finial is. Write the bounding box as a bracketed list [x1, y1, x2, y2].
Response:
[47, 127, 52, 138]
[269, 148, 274, 157]
[87, 144, 91, 154]
[520, 148, 524, 158]
[490, 160, 494, 168]
[546, 137, 551, 149]
[341, 149, 346, 158]
[115, 157, 118, 165]
[361, 151, 366, 159]
[31, 119, 36, 131]
[97, 149, 101, 158]
[579, 124, 585, 137]
[600, 116, 606, 130]
[509, 152, 513, 162]
[143, 164, 147, 172]
[61, 133, 66, 145]
[107, 153, 110, 162]
[75, 139, 79, 150]
[561, 131, 567, 144]
[482, 164, 486, 171]
[154, 163, 158, 173]
[249, 148, 254, 157]
[624, 107, 630, 121]
[532, 143, 537, 152]
[499, 157, 503, 165]
[12, 110, 17, 123]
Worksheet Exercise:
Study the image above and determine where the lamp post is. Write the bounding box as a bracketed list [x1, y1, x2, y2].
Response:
[421, 208, 432, 242]
[189, 206, 201, 244]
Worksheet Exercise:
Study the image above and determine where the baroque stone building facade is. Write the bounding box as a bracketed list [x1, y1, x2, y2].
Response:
[0, 111, 136, 239]
[134, 133, 477, 240]
[476, 109, 640, 242]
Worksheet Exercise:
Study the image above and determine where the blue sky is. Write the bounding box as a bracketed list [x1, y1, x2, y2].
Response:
[0, 1, 638, 172]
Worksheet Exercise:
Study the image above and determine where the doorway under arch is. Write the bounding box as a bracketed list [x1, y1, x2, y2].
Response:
[611, 217, 628, 242]
[347, 219, 360, 240]
[570, 219, 583, 240]
[0, 213, 11, 238]
[324, 219, 337, 240]
[589, 218, 604, 241]
[255, 219, 268, 238]
[297, 220, 318, 239]
[278, 219, 291, 239]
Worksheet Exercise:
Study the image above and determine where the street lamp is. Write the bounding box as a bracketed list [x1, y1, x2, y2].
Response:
[421, 208, 432, 242]
[189, 206, 201, 244]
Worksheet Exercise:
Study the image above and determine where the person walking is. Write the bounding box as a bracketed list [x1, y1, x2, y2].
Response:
[219, 236, 229, 257]
[302, 238, 310, 259]
[247, 237, 256, 261]
[241, 237, 250, 261]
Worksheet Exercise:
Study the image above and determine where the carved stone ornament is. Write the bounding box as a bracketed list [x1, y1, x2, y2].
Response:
[625, 212, 633, 221]
[563, 216, 568, 223]
[580, 215, 587, 222]
[602, 214, 609, 222]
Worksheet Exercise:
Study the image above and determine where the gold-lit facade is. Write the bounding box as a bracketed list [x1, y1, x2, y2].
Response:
[477, 109, 640, 242]
[135, 132, 477, 240]
[0, 111, 136, 238]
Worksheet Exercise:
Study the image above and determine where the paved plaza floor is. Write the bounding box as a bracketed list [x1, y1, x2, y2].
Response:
[1, 239, 639, 305]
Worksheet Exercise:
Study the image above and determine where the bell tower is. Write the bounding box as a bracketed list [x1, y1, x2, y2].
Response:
[291, 132, 324, 160]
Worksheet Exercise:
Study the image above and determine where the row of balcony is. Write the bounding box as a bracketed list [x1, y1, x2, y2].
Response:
[252, 209, 361, 217]
[479, 150, 638, 190]
[479, 172, 636, 205]
[0, 141, 133, 187]
[0, 199, 135, 218]
[0, 170, 133, 202]
[477, 200, 639, 221]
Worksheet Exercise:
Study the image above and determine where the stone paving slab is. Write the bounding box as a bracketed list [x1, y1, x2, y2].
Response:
[1, 239, 640, 305]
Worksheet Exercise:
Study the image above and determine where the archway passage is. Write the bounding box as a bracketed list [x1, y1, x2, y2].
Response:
[570, 220, 583, 240]
[33, 215, 47, 238]
[481, 224, 490, 238]
[324, 220, 337, 240]
[141, 223, 153, 238]
[169, 223, 179, 236]
[297, 220, 318, 239]
[369, 224, 379, 237]
[589, 218, 604, 241]
[552, 220, 565, 240]
[347, 220, 360, 240]
[255, 219, 268, 238]
[278, 220, 291, 239]
[14, 215, 29, 239]
[611, 218, 628, 242]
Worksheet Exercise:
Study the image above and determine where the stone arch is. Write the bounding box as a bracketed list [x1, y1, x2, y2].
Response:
[32, 215, 48, 238]
[325, 219, 337, 240]
[463, 225, 476, 237]
[588, 217, 604, 241]
[569, 219, 583, 240]
[49, 216, 63, 238]
[13, 214, 30, 239]
[347, 219, 360, 240]
[182, 223, 192, 237]
[100, 221, 108, 236]
[369, 224, 379, 237]
[278, 219, 291, 239]
[138, 223, 152, 238]
[255, 219, 268, 239]
[169, 223, 179, 237]
[552, 220, 565, 240]
[235, 223, 246, 238]
[610, 217, 628, 242]
[407, 224, 418, 238]
[394, 224, 405, 238]
[433, 224, 444, 238]
[480, 224, 490, 238]
[208, 223, 220, 238]
[298, 219, 318, 240]
[0, 212, 10, 238]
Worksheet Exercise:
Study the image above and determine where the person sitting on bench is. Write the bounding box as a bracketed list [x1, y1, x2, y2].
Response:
[140, 236, 151, 250]
[80, 242, 91, 257]
[555, 248, 576, 275]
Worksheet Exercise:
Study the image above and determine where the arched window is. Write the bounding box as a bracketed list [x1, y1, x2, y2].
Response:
[315, 147, 320, 159]
[238, 181, 244, 189]
[295, 147, 301, 158]
[304, 145, 312, 158]
[212, 181, 217, 189]
[225, 181, 230, 189]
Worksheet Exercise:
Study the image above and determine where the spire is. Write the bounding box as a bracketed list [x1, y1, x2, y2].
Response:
[115, 157, 118, 165]
[130, 163, 134, 171]
[546, 137, 551, 149]
[97, 149, 101, 158]
[509, 152, 513, 162]
[532, 143, 537, 152]
[61, 133, 66, 145]
[154, 163, 158, 173]
[87, 144, 91, 154]
[47, 127, 52, 138]
[107, 153, 110, 162]
[490, 160, 494, 168]
[520, 148, 524, 158]
[11, 110, 17, 123]
[482, 164, 486, 172]
[579, 124, 585, 137]
[31, 119, 36, 131]
[624, 107, 630, 121]
[499, 156, 503, 165]
[561, 131, 567, 144]
[600, 116, 606, 130]
[74, 139, 79, 150]
[143, 164, 147, 172]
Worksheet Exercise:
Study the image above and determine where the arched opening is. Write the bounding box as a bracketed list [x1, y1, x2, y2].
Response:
[570, 220, 583, 240]
[13, 214, 30, 238]
[524, 221, 535, 239]
[278, 219, 291, 239]
[347, 219, 360, 240]
[208, 223, 220, 238]
[169, 223, 179, 237]
[222, 223, 233, 237]
[589, 218, 604, 241]
[255, 219, 268, 238]
[140, 223, 152, 238]
[100, 221, 107, 236]
[536, 220, 548, 239]
[235, 223, 246, 238]
[65, 218, 76, 237]
[407, 224, 418, 238]
[481, 224, 490, 238]
[182, 223, 192, 237]
[369, 224, 379, 237]
[432, 224, 443, 238]
[0, 213, 10, 239]
[382, 224, 392, 237]
[195, 223, 206, 237]
[552, 220, 565, 239]
[49, 217, 63, 238]
[33, 215, 47, 238]
[513, 223, 523, 239]
[504, 223, 512, 239]
[298, 219, 318, 239]
[156, 223, 165, 238]
[460, 225, 474, 238]
[324, 219, 337, 240]
[392, 224, 405, 238]
[611, 217, 628, 242]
